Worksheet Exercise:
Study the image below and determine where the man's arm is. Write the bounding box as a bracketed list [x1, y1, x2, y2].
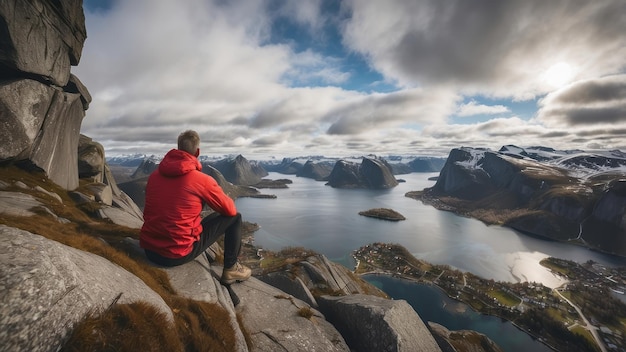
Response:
[198, 173, 237, 216]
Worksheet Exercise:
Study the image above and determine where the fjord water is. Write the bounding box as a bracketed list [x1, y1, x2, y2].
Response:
[235, 172, 626, 350]
[236, 172, 626, 285]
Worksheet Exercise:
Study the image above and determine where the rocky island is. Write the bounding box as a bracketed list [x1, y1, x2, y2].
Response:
[358, 208, 406, 221]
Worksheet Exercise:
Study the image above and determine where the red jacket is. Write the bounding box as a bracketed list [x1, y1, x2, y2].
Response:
[140, 149, 237, 258]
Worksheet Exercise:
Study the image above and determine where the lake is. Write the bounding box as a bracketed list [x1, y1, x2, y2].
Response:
[364, 274, 553, 352]
[235, 171, 626, 350]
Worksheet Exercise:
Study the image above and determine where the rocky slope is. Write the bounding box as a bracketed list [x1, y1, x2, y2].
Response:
[0, 164, 444, 351]
[409, 146, 626, 256]
[0, 2, 449, 351]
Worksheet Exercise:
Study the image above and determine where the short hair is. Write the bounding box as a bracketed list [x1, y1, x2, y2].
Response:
[177, 130, 200, 155]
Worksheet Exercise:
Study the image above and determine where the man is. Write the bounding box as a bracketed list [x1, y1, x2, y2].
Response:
[140, 130, 251, 284]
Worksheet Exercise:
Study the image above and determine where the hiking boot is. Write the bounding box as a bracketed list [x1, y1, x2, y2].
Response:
[221, 262, 251, 284]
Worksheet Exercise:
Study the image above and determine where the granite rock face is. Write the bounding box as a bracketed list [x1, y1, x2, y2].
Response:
[258, 254, 387, 308]
[423, 147, 626, 256]
[78, 134, 105, 180]
[0, 78, 87, 190]
[228, 275, 352, 352]
[327, 157, 398, 189]
[0, 226, 172, 352]
[0, 0, 86, 86]
[0, 0, 90, 191]
[318, 294, 442, 352]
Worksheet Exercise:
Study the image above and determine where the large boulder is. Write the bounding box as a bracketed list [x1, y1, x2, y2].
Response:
[0, 0, 86, 86]
[317, 294, 442, 352]
[0, 0, 90, 191]
[0, 78, 86, 190]
[95, 164, 144, 228]
[0, 225, 172, 352]
[258, 254, 387, 308]
[160, 254, 248, 351]
[226, 273, 351, 352]
[428, 322, 503, 352]
[78, 134, 105, 181]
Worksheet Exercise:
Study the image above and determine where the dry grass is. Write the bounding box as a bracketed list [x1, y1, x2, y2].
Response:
[61, 301, 183, 352]
[0, 165, 248, 352]
[62, 299, 238, 352]
[298, 307, 315, 319]
[168, 297, 238, 352]
[260, 246, 319, 272]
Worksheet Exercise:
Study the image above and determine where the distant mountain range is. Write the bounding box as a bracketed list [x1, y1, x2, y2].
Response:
[107, 154, 447, 176]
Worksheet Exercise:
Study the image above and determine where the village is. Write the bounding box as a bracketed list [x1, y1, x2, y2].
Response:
[353, 242, 626, 352]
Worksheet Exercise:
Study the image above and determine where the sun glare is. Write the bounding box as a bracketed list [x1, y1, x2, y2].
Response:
[542, 62, 574, 88]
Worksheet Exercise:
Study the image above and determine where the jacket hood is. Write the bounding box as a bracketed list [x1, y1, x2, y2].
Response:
[158, 149, 202, 177]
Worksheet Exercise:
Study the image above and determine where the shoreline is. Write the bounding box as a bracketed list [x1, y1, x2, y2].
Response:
[358, 270, 558, 351]
[407, 190, 626, 260]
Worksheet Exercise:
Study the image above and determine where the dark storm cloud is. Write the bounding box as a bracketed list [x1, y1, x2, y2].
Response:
[564, 106, 626, 125]
[540, 131, 570, 138]
[552, 79, 626, 105]
[252, 135, 284, 147]
[344, 0, 626, 97]
[575, 128, 626, 138]
[76, 0, 625, 156]
[325, 88, 457, 135]
[538, 75, 626, 126]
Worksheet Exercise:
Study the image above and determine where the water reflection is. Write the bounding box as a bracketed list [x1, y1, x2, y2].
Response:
[236, 172, 626, 287]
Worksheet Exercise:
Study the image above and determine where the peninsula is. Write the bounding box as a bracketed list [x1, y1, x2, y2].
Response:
[353, 242, 626, 352]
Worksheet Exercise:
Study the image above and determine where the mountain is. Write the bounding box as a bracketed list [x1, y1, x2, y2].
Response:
[297, 160, 334, 181]
[409, 146, 626, 256]
[206, 154, 268, 186]
[326, 156, 399, 189]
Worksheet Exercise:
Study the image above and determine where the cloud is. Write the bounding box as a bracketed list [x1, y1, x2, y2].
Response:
[326, 88, 458, 134]
[456, 101, 510, 117]
[342, 0, 626, 98]
[74, 0, 626, 158]
[538, 74, 626, 125]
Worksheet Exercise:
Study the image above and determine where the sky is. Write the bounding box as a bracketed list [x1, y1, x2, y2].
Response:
[75, 0, 626, 159]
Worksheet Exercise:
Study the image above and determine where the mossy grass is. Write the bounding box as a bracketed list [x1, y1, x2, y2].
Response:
[0, 165, 248, 351]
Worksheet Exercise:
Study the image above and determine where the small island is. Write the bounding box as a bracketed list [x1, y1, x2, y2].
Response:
[358, 208, 406, 221]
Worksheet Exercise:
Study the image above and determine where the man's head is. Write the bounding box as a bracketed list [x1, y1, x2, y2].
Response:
[177, 130, 200, 157]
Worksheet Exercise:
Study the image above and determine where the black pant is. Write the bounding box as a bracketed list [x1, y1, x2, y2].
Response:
[145, 212, 242, 268]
